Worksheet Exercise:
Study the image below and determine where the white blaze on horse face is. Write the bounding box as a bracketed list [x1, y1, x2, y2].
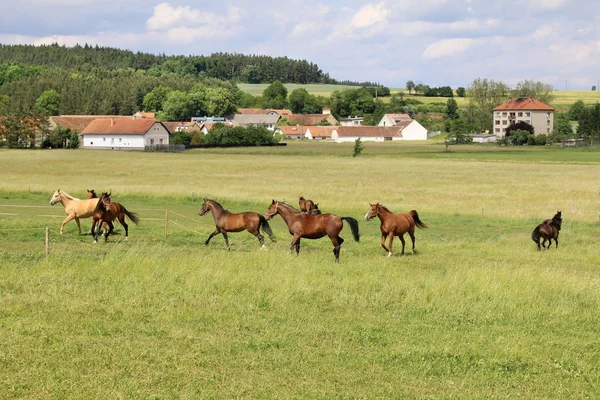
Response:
[50, 191, 60, 205]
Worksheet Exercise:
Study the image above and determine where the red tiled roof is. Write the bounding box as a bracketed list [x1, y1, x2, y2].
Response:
[493, 97, 554, 111]
[278, 126, 309, 135]
[287, 114, 338, 126]
[80, 118, 163, 135]
[135, 111, 156, 118]
[49, 115, 130, 132]
[237, 108, 294, 116]
[336, 126, 403, 137]
[162, 121, 201, 133]
[308, 126, 336, 138]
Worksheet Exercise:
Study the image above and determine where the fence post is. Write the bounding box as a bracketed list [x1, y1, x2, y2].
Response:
[165, 209, 169, 238]
[45, 227, 50, 257]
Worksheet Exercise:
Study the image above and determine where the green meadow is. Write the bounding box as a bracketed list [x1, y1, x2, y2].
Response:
[1, 142, 599, 399]
[238, 83, 600, 112]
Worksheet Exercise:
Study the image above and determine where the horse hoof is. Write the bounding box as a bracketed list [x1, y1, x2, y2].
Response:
[387, 252, 392, 257]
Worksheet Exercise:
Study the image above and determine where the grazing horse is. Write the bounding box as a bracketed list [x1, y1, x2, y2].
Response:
[265, 200, 359, 262]
[299, 196, 319, 214]
[199, 198, 275, 250]
[91, 192, 140, 243]
[531, 211, 562, 250]
[49, 189, 99, 234]
[364, 203, 427, 256]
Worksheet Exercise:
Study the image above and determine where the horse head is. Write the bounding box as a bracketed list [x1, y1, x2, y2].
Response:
[364, 203, 380, 221]
[265, 200, 280, 220]
[49, 189, 62, 205]
[553, 210, 562, 230]
[99, 192, 112, 211]
[198, 198, 212, 216]
[87, 189, 97, 199]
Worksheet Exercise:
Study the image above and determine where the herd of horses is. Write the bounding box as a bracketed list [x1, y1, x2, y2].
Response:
[49, 189, 563, 261]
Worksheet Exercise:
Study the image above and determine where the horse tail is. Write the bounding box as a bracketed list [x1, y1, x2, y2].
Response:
[409, 210, 428, 229]
[122, 206, 140, 225]
[259, 214, 276, 242]
[531, 225, 541, 243]
[342, 217, 360, 242]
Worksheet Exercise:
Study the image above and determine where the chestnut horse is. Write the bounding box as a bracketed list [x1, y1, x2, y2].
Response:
[91, 192, 140, 243]
[49, 189, 99, 234]
[265, 200, 359, 262]
[299, 196, 319, 214]
[199, 198, 275, 250]
[531, 211, 562, 250]
[365, 203, 427, 256]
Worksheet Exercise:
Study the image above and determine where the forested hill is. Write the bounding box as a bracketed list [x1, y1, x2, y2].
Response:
[0, 43, 332, 84]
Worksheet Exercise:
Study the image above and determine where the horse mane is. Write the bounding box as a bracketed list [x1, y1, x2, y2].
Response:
[280, 201, 301, 212]
[206, 199, 227, 211]
[59, 191, 79, 200]
[377, 204, 392, 213]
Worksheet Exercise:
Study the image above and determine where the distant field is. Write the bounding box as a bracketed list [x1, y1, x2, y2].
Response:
[238, 84, 600, 111]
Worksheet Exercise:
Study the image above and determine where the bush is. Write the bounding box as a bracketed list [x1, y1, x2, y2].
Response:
[204, 124, 279, 146]
[508, 129, 532, 146]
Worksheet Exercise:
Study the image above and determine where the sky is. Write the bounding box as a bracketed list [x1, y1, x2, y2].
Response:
[1, 0, 599, 90]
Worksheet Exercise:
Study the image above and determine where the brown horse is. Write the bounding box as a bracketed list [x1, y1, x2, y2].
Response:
[49, 189, 99, 234]
[86, 189, 97, 199]
[531, 211, 562, 250]
[91, 192, 140, 243]
[265, 200, 359, 262]
[199, 198, 275, 250]
[299, 196, 319, 214]
[364, 203, 427, 256]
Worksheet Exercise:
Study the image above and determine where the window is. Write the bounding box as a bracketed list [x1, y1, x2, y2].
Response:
[502, 112, 507, 117]
[103, 138, 106, 142]
[159, 138, 163, 144]
[525, 112, 530, 117]
[150, 138, 154, 145]
[119, 138, 122, 142]
[547, 120, 551, 125]
[495, 128, 500, 133]
[502, 120, 507, 125]
[518, 112, 523, 117]
[495, 120, 500, 125]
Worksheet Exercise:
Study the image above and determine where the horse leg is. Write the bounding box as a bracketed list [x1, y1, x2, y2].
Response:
[554, 236, 559, 249]
[381, 233, 389, 254]
[387, 234, 394, 257]
[75, 217, 82, 235]
[290, 235, 301, 255]
[331, 236, 344, 263]
[91, 220, 99, 244]
[60, 215, 75, 234]
[104, 221, 114, 242]
[118, 215, 129, 241]
[205, 228, 220, 245]
[399, 234, 406, 255]
[250, 230, 266, 248]
[408, 230, 417, 253]
[221, 231, 230, 250]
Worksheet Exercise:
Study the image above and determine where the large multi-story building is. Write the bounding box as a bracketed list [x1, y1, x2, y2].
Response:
[492, 97, 554, 137]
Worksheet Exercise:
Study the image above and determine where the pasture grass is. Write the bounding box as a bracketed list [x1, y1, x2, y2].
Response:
[1, 145, 600, 399]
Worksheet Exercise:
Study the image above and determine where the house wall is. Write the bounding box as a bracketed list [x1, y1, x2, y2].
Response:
[145, 123, 170, 145]
[378, 115, 395, 127]
[400, 121, 427, 140]
[493, 110, 554, 136]
[82, 134, 145, 149]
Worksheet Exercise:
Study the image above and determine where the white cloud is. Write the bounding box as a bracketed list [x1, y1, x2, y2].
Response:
[422, 38, 481, 59]
[292, 22, 315, 37]
[147, 3, 240, 32]
[531, 25, 553, 41]
[536, 0, 569, 10]
[351, 3, 390, 29]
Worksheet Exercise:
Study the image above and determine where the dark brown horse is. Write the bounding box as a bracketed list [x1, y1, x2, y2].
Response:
[365, 203, 427, 256]
[531, 211, 562, 250]
[265, 200, 359, 262]
[299, 196, 319, 214]
[199, 198, 275, 250]
[91, 192, 140, 243]
[86, 189, 97, 199]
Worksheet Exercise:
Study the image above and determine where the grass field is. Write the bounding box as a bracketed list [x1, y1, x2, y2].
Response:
[1, 143, 599, 399]
[238, 83, 600, 112]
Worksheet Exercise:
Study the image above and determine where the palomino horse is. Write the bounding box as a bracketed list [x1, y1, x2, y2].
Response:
[91, 192, 140, 243]
[299, 196, 319, 214]
[199, 198, 276, 250]
[49, 189, 99, 234]
[531, 211, 562, 250]
[365, 203, 427, 256]
[265, 200, 359, 262]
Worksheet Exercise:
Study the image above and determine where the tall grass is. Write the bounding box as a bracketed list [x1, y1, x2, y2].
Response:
[1, 145, 599, 399]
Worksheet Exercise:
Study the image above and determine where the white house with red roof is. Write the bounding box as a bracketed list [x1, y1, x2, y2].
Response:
[80, 118, 169, 150]
[492, 97, 554, 137]
[378, 113, 428, 140]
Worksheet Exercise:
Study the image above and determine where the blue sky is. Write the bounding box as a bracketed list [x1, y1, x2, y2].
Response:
[1, 0, 599, 90]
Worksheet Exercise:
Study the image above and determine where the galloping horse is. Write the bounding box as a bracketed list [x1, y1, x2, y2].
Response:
[531, 211, 562, 250]
[299, 196, 319, 214]
[91, 192, 140, 243]
[199, 198, 275, 250]
[49, 189, 99, 234]
[265, 200, 359, 262]
[365, 203, 427, 256]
